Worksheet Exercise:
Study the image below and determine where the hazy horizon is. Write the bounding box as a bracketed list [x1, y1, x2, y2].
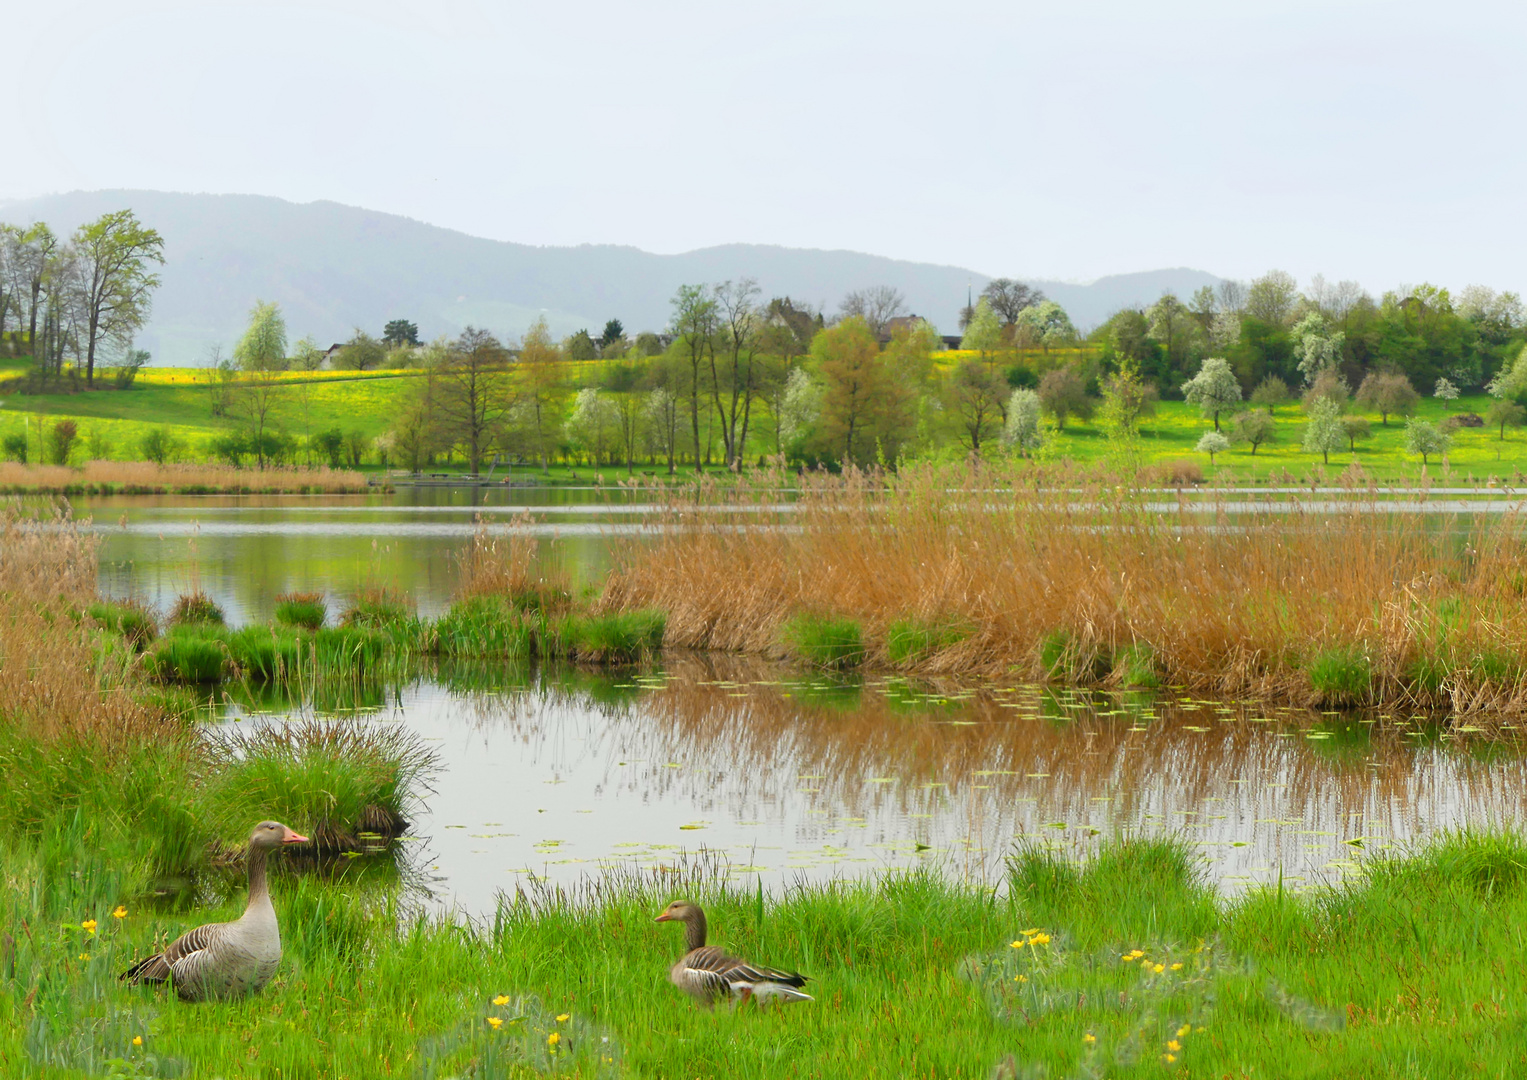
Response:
[6, 0, 1524, 300]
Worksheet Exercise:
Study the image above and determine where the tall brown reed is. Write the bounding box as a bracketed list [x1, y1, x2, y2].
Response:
[0, 504, 168, 743]
[455, 515, 568, 605]
[602, 461, 1527, 710]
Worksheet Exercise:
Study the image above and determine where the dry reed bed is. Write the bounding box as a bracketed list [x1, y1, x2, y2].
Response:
[0, 461, 373, 494]
[601, 462, 1527, 712]
[0, 506, 168, 743]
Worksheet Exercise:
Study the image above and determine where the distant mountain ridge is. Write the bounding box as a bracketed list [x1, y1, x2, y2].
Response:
[0, 190, 1224, 365]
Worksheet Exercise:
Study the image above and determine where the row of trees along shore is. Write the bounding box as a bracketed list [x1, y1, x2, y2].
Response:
[6, 208, 1527, 472]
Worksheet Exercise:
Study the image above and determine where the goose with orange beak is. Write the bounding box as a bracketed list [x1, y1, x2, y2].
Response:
[122, 820, 309, 1001]
[656, 900, 813, 1007]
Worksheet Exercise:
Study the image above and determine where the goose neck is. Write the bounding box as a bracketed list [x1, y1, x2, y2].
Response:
[684, 910, 707, 952]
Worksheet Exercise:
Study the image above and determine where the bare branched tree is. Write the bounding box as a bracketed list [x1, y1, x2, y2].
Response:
[980, 278, 1045, 325]
[837, 285, 907, 336]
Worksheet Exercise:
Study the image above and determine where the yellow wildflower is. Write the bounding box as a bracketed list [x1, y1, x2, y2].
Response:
[1167, 1040, 1181, 1052]
[78, 953, 88, 961]
[1021, 928, 1041, 935]
[1028, 932, 1051, 946]
[1009, 940, 1024, 949]
[1127, 949, 1144, 959]
[81, 920, 97, 934]
[486, 1017, 502, 1029]
[1177, 1024, 1190, 1038]
[1083, 1033, 1097, 1045]
[547, 1032, 561, 1047]
[556, 1013, 570, 1023]
[492, 994, 509, 1006]
[1163, 1053, 1177, 1063]
[1170, 962, 1183, 971]
[1153, 963, 1165, 974]
[112, 907, 128, 919]
[1014, 974, 1028, 983]
[132, 1036, 143, 1047]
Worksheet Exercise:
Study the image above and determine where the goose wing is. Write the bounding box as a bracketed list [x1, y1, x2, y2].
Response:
[679, 947, 810, 998]
[120, 920, 228, 986]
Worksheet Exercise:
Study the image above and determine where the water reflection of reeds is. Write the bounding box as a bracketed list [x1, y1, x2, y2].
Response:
[435, 655, 1527, 893]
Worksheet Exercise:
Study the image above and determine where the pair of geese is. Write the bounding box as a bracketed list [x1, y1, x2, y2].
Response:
[122, 821, 812, 1008]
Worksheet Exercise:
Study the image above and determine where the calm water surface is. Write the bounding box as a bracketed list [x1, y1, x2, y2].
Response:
[68, 491, 1527, 916]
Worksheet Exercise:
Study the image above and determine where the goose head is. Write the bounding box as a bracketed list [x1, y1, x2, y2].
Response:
[655, 900, 701, 925]
[250, 821, 310, 849]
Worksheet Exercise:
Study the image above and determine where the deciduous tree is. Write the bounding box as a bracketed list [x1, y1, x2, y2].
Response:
[946, 359, 1008, 453]
[1250, 375, 1289, 415]
[1302, 397, 1345, 464]
[1340, 416, 1372, 451]
[1354, 371, 1418, 425]
[814, 316, 904, 466]
[233, 300, 289, 468]
[980, 278, 1044, 325]
[511, 316, 564, 472]
[1002, 388, 1044, 456]
[436, 326, 510, 474]
[1196, 430, 1230, 465]
[1037, 367, 1094, 430]
[1180, 357, 1242, 431]
[670, 284, 718, 471]
[1486, 399, 1525, 440]
[1404, 418, 1450, 466]
[68, 211, 164, 386]
[1231, 409, 1276, 454]
[836, 286, 906, 337]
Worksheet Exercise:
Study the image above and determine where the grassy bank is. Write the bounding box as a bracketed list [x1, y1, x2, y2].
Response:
[6, 830, 1527, 1076]
[602, 461, 1527, 713]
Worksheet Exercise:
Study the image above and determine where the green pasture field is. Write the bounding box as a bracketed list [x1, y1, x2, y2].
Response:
[3, 356, 1525, 483]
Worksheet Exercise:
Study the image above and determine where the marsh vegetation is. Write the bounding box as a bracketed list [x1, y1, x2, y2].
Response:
[6, 487, 1527, 1075]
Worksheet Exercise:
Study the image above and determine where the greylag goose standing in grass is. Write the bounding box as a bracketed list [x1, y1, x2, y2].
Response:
[655, 900, 813, 1007]
[121, 820, 308, 1002]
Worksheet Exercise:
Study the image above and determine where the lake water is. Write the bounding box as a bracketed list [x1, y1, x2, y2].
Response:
[66, 490, 1527, 916]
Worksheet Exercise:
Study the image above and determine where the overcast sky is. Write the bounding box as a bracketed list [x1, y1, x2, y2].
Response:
[6, 0, 1523, 295]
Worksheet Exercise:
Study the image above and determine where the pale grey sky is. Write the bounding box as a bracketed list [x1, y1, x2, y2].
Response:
[6, 0, 1523, 294]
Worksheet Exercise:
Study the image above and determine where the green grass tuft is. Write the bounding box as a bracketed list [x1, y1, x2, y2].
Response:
[86, 599, 157, 647]
[433, 595, 536, 658]
[782, 613, 865, 669]
[274, 591, 327, 630]
[885, 618, 969, 664]
[169, 591, 224, 626]
[558, 609, 666, 662]
[1308, 646, 1373, 703]
[1110, 640, 1160, 687]
[146, 627, 229, 683]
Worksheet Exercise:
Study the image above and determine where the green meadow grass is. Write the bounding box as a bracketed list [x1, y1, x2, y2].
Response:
[5, 832, 1527, 1076]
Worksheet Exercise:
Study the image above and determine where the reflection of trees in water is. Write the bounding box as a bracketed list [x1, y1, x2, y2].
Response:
[87, 491, 625, 621]
[435, 654, 1527, 883]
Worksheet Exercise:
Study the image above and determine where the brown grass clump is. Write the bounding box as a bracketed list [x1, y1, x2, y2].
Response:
[455, 515, 570, 610]
[0, 504, 169, 743]
[0, 461, 373, 494]
[601, 460, 1527, 712]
